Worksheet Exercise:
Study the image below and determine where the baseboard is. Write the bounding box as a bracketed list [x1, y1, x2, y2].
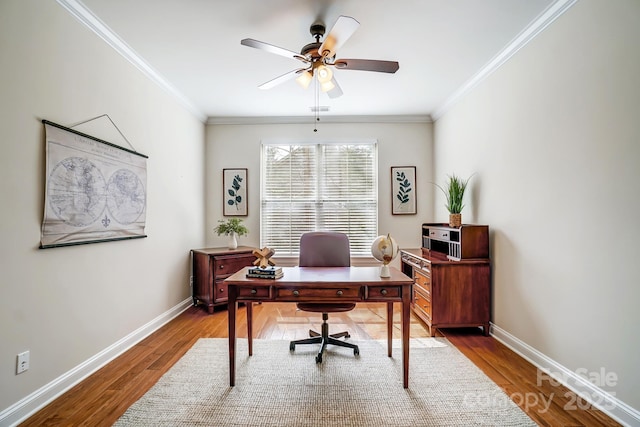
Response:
[0, 298, 193, 427]
[490, 323, 640, 427]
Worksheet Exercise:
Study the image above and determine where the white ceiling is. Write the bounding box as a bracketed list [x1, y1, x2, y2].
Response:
[69, 0, 564, 121]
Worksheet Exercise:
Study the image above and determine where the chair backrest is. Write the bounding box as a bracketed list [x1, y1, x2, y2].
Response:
[298, 232, 351, 267]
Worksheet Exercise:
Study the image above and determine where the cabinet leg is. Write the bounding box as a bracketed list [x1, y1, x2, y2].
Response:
[483, 323, 490, 336]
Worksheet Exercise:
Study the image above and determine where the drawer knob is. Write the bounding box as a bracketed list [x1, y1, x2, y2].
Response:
[219, 265, 224, 269]
[293, 290, 300, 296]
[250, 289, 257, 295]
[381, 289, 387, 295]
[336, 290, 343, 296]
[219, 288, 224, 293]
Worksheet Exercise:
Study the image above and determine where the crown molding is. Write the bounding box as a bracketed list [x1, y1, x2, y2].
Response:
[57, 0, 575, 126]
[431, 0, 577, 121]
[206, 114, 432, 125]
[55, 0, 207, 123]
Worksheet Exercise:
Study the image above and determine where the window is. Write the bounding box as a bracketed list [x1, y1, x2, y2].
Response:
[261, 141, 377, 256]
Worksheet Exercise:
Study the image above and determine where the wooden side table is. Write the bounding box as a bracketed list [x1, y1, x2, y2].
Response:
[191, 247, 255, 313]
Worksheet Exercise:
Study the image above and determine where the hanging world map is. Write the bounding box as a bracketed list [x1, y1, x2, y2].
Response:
[41, 121, 148, 248]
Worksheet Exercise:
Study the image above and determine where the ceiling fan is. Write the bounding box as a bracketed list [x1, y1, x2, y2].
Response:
[240, 15, 399, 99]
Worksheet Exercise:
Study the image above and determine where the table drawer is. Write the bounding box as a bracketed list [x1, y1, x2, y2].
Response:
[237, 286, 272, 299]
[213, 254, 255, 276]
[366, 286, 402, 300]
[277, 287, 361, 299]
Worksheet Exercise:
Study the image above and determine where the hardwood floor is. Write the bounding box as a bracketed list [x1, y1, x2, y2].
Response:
[21, 303, 620, 427]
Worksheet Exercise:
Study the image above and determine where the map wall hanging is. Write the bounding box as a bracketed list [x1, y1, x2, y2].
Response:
[40, 120, 148, 248]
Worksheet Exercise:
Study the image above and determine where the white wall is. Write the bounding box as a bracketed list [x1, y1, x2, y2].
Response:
[434, 0, 640, 414]
[205, 121, 433, 263]
[0, 0, 205, 417]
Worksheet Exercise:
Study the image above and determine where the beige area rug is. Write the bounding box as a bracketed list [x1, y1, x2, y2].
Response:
[114, 338, 536, 426]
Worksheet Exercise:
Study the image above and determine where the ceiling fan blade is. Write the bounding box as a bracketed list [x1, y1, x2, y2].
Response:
[327, 77, 343, 99]
[241, 38, 307, 63]
[258, 68, 307, 90]
[319, 15, 360, 58]
[333, 59, 399, 73]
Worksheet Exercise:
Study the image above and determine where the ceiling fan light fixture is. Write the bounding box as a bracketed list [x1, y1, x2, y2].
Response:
[295, 70, 313, 89]
[316, 65, 333, 83]
[320, 79, 335, 93]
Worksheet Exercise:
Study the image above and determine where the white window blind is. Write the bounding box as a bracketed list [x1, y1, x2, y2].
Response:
[261, 142, 377, 256]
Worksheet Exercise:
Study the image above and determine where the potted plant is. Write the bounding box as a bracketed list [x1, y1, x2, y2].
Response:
[434, 174, 472, 228]
[214, 218, 248, 249]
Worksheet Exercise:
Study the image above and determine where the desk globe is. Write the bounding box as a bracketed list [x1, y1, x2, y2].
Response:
[371, 234, 399, 277]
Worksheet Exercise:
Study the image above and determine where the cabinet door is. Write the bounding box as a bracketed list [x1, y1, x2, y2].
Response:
[431, 263, 490, 325]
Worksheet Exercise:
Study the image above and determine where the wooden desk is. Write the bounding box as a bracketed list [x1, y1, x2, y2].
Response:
[225, 266, 414, 388]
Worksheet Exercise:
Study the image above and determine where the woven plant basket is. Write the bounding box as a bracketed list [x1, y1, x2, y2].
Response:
[449, 213, 462, 228]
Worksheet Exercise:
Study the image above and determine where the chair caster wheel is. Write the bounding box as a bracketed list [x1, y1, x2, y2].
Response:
[315, 354, 322, 363]
[354, 348, 360, 356]
[289, 343, 295, 351]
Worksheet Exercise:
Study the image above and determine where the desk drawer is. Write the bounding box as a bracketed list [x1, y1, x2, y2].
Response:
[366, 286, 402, 300]
[237, 286, 272, 299]
[429, 228, 451, 242]
[414, 290, 432, 319]
[277, 287, 361, 300]
[414, 270, 431, 296]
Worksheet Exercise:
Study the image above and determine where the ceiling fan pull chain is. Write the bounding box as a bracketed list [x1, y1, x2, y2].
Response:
[313, 78, 319, 132]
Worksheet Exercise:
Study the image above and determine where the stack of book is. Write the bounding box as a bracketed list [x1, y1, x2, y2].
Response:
[246, 265, 283, 279]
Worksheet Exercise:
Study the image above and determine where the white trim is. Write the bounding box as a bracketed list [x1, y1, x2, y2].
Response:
[207, 115, 432, 125]
[55, 0, 207, 123]
[431, 0, 577, 121]
[0, 298, 193, 427]
[491, 324, 640, 427]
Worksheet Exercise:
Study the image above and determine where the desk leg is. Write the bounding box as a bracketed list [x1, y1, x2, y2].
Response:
[246, 302, 253, 356]
[387, 302, 393, 357]
[228, 287, 237, 387]
[402, 291, 411, 388]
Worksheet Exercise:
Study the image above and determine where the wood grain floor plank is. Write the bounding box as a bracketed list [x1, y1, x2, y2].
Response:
[20, 304, 620, 427]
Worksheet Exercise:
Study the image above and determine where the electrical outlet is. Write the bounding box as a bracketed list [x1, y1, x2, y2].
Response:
[17, 351, 29, 374]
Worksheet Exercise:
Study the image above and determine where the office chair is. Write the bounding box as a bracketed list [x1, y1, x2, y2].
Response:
[289, 231, 360, 363]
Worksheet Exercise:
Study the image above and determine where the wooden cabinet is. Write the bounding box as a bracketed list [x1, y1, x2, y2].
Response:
[401, 223, 491, 336]
[191, 247, 255, 313]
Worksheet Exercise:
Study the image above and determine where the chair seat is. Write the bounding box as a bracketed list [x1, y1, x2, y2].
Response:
[296, 302, 356, 313]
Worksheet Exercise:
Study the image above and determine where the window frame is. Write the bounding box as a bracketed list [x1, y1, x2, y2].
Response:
[260, 139, 378, 257]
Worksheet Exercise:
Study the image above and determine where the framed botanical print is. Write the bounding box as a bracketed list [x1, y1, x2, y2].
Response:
[223, 168, 248, 216]
[391, 166, 416, 215]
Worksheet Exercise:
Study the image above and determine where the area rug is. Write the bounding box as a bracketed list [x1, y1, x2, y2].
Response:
[114, 338, 536, 426]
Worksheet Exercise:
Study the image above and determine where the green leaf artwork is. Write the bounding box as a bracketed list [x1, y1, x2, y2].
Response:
[395, 171, 412, 205]
[227, 174, 243, 210]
